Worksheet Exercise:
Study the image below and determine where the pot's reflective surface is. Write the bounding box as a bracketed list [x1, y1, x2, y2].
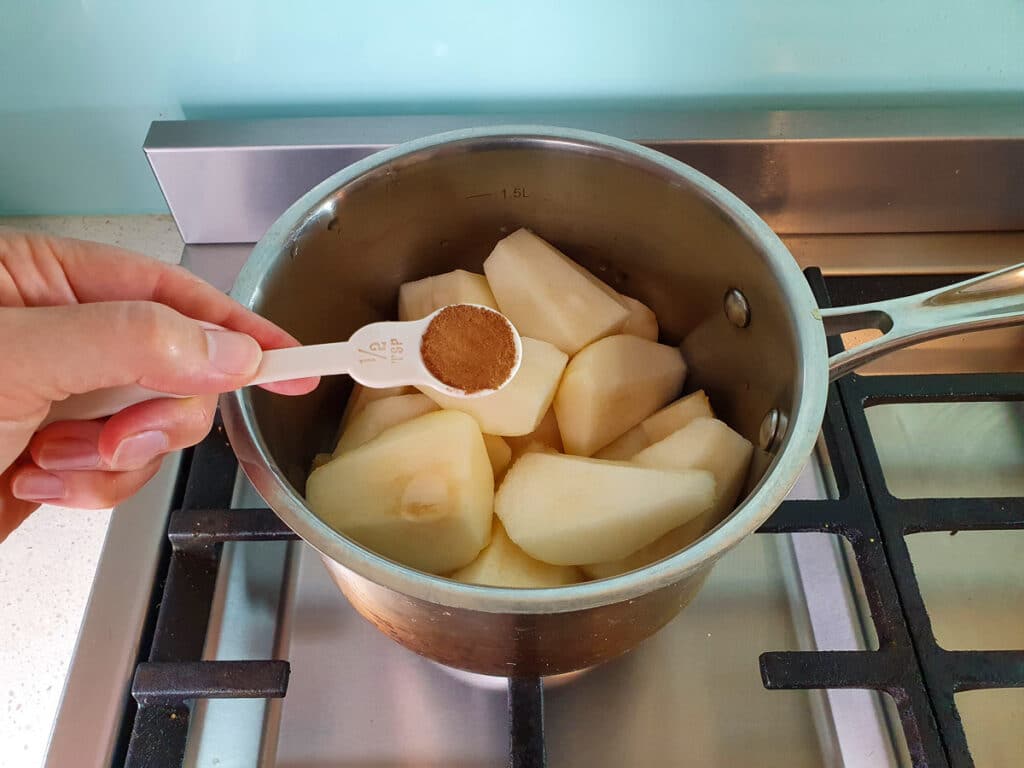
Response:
[222, 127, 826, 673]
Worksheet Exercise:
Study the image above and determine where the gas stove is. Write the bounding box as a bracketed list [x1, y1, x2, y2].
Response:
[45, 108, 1024, 767]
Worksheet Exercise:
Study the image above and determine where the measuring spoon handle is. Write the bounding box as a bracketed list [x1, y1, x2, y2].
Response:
[40, 342, 357, 428]
[248, 341, 354, 386]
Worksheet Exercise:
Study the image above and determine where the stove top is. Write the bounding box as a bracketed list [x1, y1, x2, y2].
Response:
[43, 108, 1024, 768]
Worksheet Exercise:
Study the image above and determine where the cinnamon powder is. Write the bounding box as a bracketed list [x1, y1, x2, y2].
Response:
[421, 305, 517, 393]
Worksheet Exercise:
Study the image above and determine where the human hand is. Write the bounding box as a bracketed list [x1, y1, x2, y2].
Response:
[0, 229, 318, 541]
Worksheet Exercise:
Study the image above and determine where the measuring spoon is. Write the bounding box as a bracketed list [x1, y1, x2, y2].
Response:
[41, 304, 522, 428]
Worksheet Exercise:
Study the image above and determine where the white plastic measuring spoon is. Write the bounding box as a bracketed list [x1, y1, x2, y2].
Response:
[40, 304, 522, 428]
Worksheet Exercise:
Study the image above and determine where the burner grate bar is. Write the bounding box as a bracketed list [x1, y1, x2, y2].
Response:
[851, 372, 1024, 404]
[760, 270, 951, 767]
[895, 497, 1024, 533]
[168, 506, 298, 553]
[760, 650, 903, 691]
[942, 650, 1024, 692]
[508, 677, 546, 768]
[757, 498, 866, 537]
[121, 419, 295, 767]
[828, 271, 1024, 768]
[839, 375, 1024, 768]
[132, 660, 290, 706]
[124, 705, 191, 767]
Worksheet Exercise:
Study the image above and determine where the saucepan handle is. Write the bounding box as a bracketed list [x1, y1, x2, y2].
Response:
[821, 262, 1024, 381]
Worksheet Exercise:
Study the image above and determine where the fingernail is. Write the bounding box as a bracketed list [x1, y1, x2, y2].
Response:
[205, 329, 261, 376]
[36, 438, 102, 470]
[111, 430, 169, 470]
[12, 470, 66, 502]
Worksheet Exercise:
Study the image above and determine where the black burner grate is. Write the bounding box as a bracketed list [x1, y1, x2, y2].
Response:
[761, 270, 1024, 768]
[117, 271, 1023, 768]
[119, 423, 299, 767]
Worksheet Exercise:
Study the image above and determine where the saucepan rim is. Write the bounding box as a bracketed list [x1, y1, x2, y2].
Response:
[221, 124, 829, 614]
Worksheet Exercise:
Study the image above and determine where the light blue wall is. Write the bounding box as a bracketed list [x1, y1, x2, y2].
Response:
[2, 1, 1022, 215]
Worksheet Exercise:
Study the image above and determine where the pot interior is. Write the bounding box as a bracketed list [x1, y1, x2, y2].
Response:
[245, 135, 803, 544]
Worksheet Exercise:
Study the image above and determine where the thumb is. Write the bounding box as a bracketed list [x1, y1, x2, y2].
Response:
[2, 301, 263, 412]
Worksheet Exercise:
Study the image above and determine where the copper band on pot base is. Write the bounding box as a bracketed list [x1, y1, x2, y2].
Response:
[320, 556, 712, 677]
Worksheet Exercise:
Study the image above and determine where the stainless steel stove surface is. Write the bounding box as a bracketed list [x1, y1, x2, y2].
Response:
[45, 108, 1024, 768]
[279, 537, 822, 767]
[272, 466, 862, 768]
[172, 452, 898, 768]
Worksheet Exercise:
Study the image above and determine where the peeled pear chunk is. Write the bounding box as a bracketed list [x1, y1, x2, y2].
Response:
[482, 434, 513, 479]
[307, 411, 493, 574]
[554, 335, 686, 456]
[450, 520, 583, 588]
[583, 417, 753, 578]
[483, 228, 629, 355]
[504, 406, 564, 459]
[594, 390, 713, 460]
[496, 452, 714, 565]
[619, 294, 659, 340]
[341, 384, 417, 428]
[418, 337, 567, 436]
[397, 269, 498, 321]
[333, 394, 439, 456]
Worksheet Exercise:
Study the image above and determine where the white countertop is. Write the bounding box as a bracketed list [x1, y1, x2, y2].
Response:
[0, 215, 184, 768]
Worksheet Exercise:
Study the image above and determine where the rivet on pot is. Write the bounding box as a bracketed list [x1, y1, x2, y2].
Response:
[759, 409, 785, 452]
[724, 288, 751, 328]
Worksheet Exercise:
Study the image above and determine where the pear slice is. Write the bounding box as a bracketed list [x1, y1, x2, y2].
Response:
[418, 337, 568, 436]
[594, 390, 713, 460]
[619, 295, 659, 340]
[450, 520, 582, 588]
[483, 229, 629, 355]
[583, 417, 754, 579]
[496, 452, 714, 565]
[341, 384, 417, 429]
[554, 335, 686, 456]
[398, 269, 498, 321]
[482, 434, 512, 479]
[580, 522, 704, 581]
[504, 406, 564, 459]
[307, 410, 494, 574]
[561, 251, 657, 341]
[333, 393, 439, 456]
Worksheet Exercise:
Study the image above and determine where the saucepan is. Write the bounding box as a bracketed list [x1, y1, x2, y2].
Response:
[221, 126, 1024, 676]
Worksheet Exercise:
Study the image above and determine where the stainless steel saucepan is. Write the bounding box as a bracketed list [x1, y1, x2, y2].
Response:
[221, 126, 1024, 676]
